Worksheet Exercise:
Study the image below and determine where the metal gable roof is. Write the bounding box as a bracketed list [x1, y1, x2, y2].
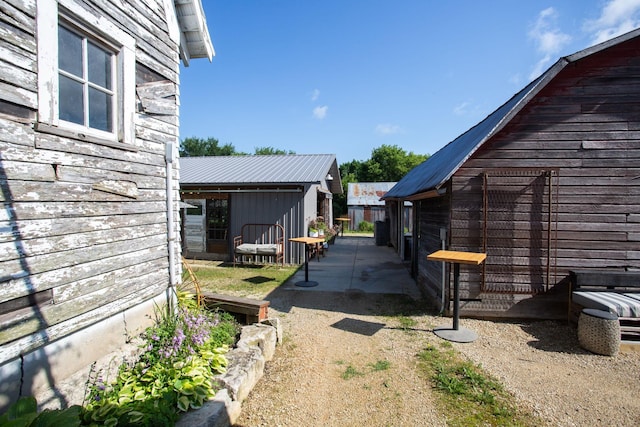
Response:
[383, 76, 543, 200]
[383, 27, 640, 201]
[179, 154, 342, 192]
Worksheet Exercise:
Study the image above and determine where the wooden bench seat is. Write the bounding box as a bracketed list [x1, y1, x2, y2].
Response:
[201, 292, 270, 325]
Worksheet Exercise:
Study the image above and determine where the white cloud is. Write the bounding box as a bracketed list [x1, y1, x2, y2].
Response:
[311, 89, 320, 102]
[375, 123, 402, 135]
[529, 7, 572, 55]
[453, 101, 471, 116]
[313, 105, 328, 120]
[528, 7, 572, 79]
[529, 54, 553, 81]
[584, 0, 640, 44]
[509, 73, 523, 86]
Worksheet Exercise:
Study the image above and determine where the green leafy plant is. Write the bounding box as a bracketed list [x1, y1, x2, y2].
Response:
[82, 291, 240, 426]
[0, 396, 81, 427]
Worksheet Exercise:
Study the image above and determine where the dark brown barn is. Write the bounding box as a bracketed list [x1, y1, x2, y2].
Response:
[383, 28, 640, 320]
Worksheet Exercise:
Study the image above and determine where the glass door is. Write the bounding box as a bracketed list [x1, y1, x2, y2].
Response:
[206, 198, 229, 254]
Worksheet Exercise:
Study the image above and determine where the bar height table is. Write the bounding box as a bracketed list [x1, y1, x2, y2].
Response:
[427, 250, 487, 343]
[335, 217, 350, 237]
[289, 236, 326, 287]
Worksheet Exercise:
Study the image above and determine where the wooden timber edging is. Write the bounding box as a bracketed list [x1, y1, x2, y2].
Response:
[201, 292, 270, 325]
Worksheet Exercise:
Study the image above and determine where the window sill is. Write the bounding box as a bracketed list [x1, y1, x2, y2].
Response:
[34, 122, 138, 152]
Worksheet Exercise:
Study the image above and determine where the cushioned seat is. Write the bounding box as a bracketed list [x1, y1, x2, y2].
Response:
[572, 291, 640, 318]
[255, 244, 280, 255]
[235, 243, 259, 255]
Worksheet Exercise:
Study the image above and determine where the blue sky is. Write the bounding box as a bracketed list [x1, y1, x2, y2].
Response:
[179, 0, 640, 163]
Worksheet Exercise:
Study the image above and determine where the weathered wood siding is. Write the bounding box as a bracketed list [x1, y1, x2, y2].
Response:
[415, 194, 450, 311]
[0, 0, 182, 362]
[445, 36, 640, 318]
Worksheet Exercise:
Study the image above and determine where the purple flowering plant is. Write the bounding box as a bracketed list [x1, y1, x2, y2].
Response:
[83, 290, 240, 425]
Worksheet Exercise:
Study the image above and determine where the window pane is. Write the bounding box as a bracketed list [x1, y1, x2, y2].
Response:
[59, 74, 84, 125]
[89, 87, 112, 132]
[58, 26, 83, 77]
[88, 41, 112, 90]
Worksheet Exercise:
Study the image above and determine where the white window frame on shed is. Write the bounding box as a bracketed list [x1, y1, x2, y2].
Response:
[36, 0, 136, 148]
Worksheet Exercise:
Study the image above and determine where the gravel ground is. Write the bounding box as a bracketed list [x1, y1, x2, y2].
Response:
[233, 289, 640, 427]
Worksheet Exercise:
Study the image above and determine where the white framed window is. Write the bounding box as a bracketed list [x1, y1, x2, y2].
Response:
[37, 0, 135, 147]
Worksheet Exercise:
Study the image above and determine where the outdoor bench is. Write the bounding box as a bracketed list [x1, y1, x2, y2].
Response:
[201, 292, 270, 325]
[233, 223, 285, 267]
[569, 269, 640, 341]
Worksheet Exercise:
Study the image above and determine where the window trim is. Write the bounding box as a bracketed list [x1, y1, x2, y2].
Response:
[36, 0, 136, 148]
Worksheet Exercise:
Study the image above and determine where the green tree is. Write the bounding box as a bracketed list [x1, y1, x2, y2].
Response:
[254, 146, 296, 155]
[360, 144, 428, 182]
[334, 145, 429, 217]
[179, 137, 237, 157]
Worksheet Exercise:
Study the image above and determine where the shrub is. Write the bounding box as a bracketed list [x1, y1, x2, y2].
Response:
[358, 220, 374, 232]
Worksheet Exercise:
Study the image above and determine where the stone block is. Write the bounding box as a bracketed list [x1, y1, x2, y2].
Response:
[237, 323, 278, 361]
[217, 346, 264, 403]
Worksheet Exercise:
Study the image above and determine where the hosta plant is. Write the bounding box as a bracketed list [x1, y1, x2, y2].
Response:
[82, 291, 239, 426]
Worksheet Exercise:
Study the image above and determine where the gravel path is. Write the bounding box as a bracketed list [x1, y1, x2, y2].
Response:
[234, 289, 640, 427]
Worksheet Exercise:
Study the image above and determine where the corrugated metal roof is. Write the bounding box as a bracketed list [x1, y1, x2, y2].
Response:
[348, 182, 396, 206]
[383, 77, 542, 199]
[384, 27, 640, 200]
[179, 154, 341, 191]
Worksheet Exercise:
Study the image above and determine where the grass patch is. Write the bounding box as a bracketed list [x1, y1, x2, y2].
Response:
[417, 343, 540, 426]
[341, 365, 365, 380]
[396, 315, 417, 331]
[369, 360, 391, 372]
[339, 359, 391, 380]
[183, 261, 298, 298]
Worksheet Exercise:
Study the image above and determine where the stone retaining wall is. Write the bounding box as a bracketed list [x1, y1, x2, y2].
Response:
[176, 318, 282, 427]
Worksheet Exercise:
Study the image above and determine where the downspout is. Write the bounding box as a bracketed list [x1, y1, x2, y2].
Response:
[166, 143, 177, 301]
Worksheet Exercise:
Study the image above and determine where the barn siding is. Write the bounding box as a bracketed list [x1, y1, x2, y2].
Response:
[416, 194, 450, 311]
[231, 190, 305, 264]
[443, 39, 640, 318]
[0, 0, 185, 407]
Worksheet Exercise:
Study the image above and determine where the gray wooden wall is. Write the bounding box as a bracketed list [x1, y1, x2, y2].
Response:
[0, 0, 182, 366]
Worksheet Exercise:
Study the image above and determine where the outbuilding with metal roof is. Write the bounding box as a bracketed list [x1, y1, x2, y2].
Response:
[179, 154, 342, 264]
[384, 28, 640, 320]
